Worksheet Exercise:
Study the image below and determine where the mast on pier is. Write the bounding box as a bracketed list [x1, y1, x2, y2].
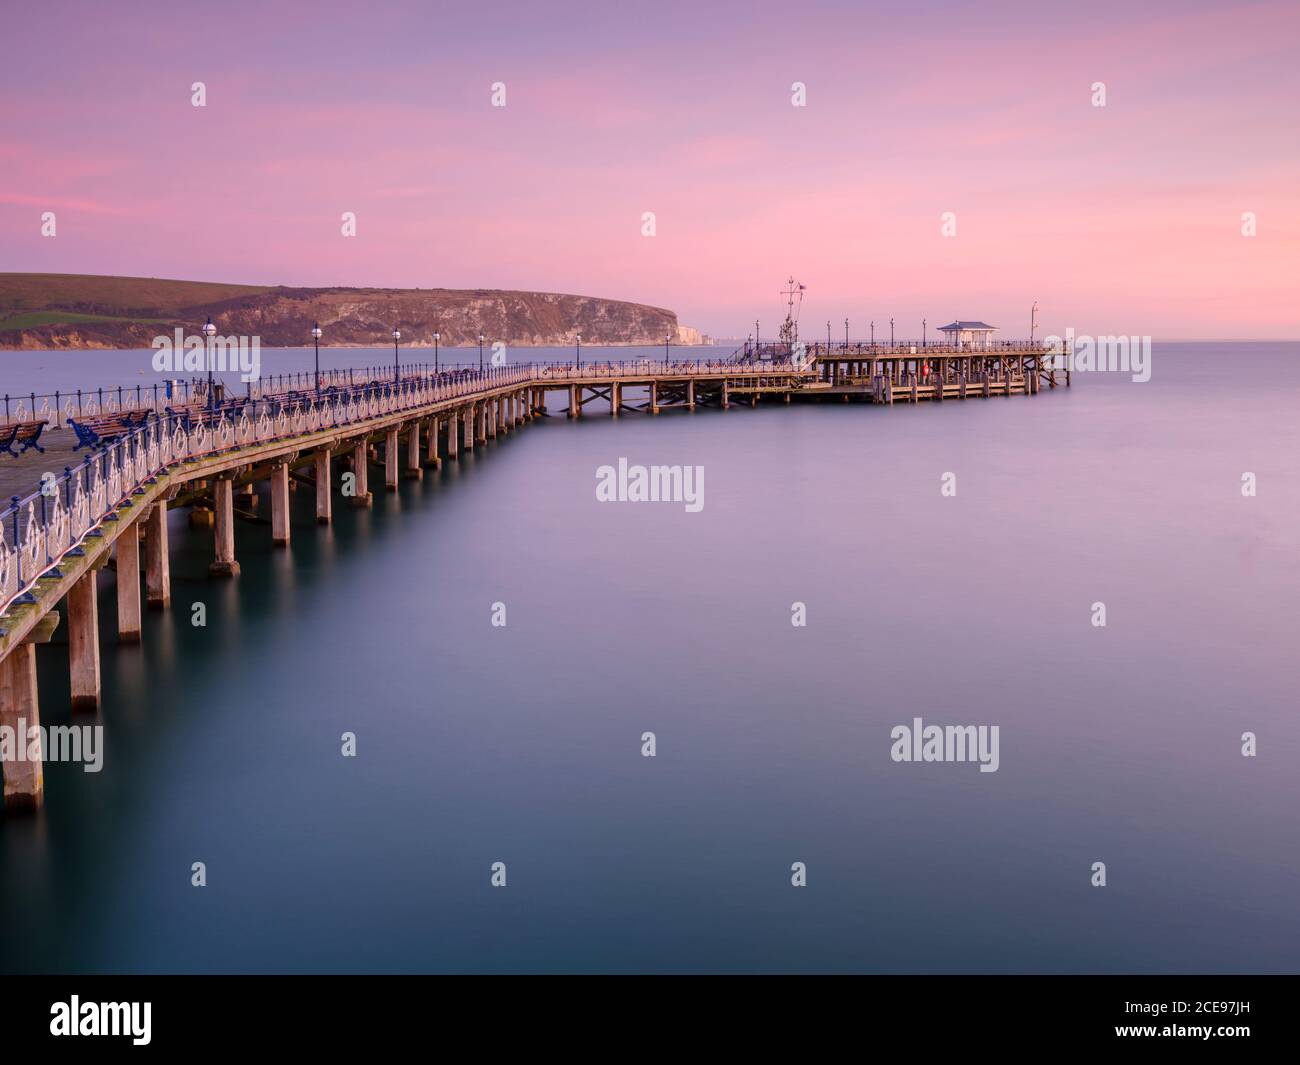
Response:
[778, 276, 805, 354]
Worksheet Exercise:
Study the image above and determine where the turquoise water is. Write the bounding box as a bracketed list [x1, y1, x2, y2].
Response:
[1, 343, 1298, 973]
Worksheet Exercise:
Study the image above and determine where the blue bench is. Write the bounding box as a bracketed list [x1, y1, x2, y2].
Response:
[0, 419, 48, 457]
[66, 412, 146, 451]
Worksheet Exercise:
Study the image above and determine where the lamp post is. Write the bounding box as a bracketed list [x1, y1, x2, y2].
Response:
[311, 321, 323, 397]
[923, 318, 927, 349]
[392, 327, 401, 383]
[1030, 301, 1038, 345]
[845, 318, 849, 350]
[827, 319, 831, 356]
[664, 332, 671, 367]
[576, 333, 582, 370]
[870, 320, 875, 348]
[478, 333, 485, 374]
[433, 331, 440, 375]
[203, 315, 217, 416]
[890, 317, 895, 347]
[755, 320, 760, 353]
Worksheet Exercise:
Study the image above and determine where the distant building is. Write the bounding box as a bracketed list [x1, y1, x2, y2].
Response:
[937, 321, 997, 349]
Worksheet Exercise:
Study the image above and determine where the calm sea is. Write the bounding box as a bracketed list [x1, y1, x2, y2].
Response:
[1, 342, 1297, 973]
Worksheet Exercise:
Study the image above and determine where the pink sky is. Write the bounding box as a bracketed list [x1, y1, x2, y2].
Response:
[2, 0, 1297, 338]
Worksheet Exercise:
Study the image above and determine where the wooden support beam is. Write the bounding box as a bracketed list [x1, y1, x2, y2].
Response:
[350, 439, 372, 507]
[116, 518, 142, 641]
[210, 475, 241, 576]
[68, 569, 101, 711]
[610, 381, 621, 417]
[315, 447, 332, 524]
[145, 501, 170, 609]
[0, 613, 58, 811]
[271, 461, 291, 545]
[687, 379, 696, 410]
[385, 428, 400, 490]
[425, 416, 441, 467]
[405, 422, 423, 479]
[464, 406, 475, 450]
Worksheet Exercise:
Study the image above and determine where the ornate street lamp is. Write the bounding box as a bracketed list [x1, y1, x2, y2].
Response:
[665, 332, 671, 366]
[922, 318, 927, 349]
[433, 331, 440, 375]
[478, 333, 485, 374]
[392, 327, 401, 383]
[311, 321, 323, 397]
[203, 315, 217, 416]
[576, 333, 582, 370]
[890, 317, 895, 347]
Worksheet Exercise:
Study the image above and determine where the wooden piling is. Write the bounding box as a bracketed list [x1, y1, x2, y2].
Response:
[405, 423, 423, 479]
[145, 501, 170, 609]
[315, 448, 332, 524]
[385, 428, 400, 490]
[209, 475, 241, 575]
[425, 416, 442, 467]
[271, 461, 291, 545]
[68, 569, 101, 710]
[115, 518, 142, 641]
[350, 440, 372, 507]
[0, 613, 57, 810]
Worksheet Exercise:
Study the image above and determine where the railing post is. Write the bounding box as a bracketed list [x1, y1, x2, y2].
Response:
[10, 497, 21, 587]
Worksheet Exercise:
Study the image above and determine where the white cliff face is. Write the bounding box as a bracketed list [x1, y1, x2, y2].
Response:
[676, 325, 704, 345]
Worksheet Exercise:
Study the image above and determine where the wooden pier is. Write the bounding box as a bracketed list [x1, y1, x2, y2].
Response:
[0, 347, 1064, 810]
[752, 340, 1067, 403]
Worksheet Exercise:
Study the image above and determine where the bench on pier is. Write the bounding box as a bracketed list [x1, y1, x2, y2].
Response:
[66, 411, 150, 451]
[164, 400, 249, 432]
[0, 418, 48, 457]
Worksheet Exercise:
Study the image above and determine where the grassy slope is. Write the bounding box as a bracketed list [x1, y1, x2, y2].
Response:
[0, 310, 169, 329]
[0, 273, 274, 319]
